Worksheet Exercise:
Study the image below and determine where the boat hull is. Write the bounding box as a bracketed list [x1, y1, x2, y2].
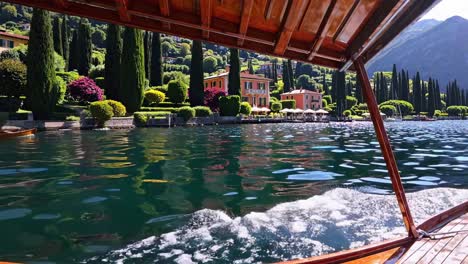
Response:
[0, 128, 37, 140]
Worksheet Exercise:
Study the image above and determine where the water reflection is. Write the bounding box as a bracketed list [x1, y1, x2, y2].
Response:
[0, 121, 466, 262]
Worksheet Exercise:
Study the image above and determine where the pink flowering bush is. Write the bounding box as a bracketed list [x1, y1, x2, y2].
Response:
[68, 77, 104, 103]
[204, 87, 226, 112]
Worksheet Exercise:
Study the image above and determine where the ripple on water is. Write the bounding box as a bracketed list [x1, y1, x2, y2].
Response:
[311, 145, 338, 150]
[82, 196, 108, 204]
[272, 168, 305, 174]
[406, 180, 438, 186]
[360, 177, 392, 184]
[33, 213, 61, 220]
[0, 208, 32, 221]
[418, 176, 440, 181]
[287, 171, 343, 181]
[455, 156, 468, 162]
[223, 192, 238, 196]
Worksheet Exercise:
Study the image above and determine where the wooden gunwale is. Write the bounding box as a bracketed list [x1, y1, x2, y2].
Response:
[0, 128, 37, 140]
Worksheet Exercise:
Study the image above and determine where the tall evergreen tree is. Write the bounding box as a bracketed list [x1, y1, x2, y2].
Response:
[104, 24, 122, 101]
[379, 72, 387, 103]
[68, 30, 79, 71]
[228, 48, 241, 95]
[374, 73, 380, 102]
[413, 72, 422, 114]
[144, 31, 152, 80]
[61, 15, 69, 70]
[435, 79, 441, 110]
[272, 59, 278, 83]
[427, 78, 436, 116]
[355, 77, 363, 103]
[421, 81, 427, 112]
[282, 60, 291, 92]
[322, 74, 329, 95]
[335, 71, 346, 117]
[248, 59, 254, 74]
[27, 9, 57, 120]
[150, 33, 163, 86]
[287, 60, 294, 89]
[346, 80, 352, 96]
[77, 19, 92, 76]
[52, 17, 63, 56]
[390, 64, 398, 99]
[189, 40, 204, 106]
[120, 27, 145, 113]
[294, 61, 302, 79]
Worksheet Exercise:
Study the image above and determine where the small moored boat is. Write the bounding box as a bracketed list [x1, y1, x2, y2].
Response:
[0, 128, 37, 140]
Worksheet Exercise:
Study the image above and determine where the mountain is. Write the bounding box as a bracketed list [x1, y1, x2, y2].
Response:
[367, 16, 468, 89]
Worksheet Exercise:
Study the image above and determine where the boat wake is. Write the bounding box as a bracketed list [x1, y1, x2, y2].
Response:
[86, 188, 467, 264]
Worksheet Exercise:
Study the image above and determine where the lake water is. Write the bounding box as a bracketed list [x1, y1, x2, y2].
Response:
[0, 121, 467, 263]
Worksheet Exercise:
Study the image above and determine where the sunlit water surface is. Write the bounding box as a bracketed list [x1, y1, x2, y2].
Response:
[0, 121, 467, 263]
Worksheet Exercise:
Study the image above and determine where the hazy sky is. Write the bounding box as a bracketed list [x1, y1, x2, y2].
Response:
[421, 0, 468, 20]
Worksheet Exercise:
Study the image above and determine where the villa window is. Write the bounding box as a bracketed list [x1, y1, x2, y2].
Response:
[245, 82, 253, 90]
[242, 97, 248, 102]
[0, 39, 4, 47]
[8, 40, 14, 48]
[306, 95, 308, 99]
[258, 83, 265, 90]
[219, 81, 222, 87]
[205, 83, 208, 88]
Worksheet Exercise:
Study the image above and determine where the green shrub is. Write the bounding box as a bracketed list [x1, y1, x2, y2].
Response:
[193, 106, 212, 117]
[95, 77, 105, 90]
[343, 110, 352, 117]
[240, 102, 252, 115]
[144, 90, 166, 105]
[0, 59, 27, 98]
[219, 95, 241, 116]
[53, 76, 67, 104]
[357, 103, 368, 110]
[271, 102, 282, 113]
[156, 102, 190, 107]
[322, 99, 328, 108]
[167, 80, 187, 104]
[89, 101, 114, 127]
[178, 106, 195, 121]
[323, 95, 332, 105]
[447, 106, 468, 116]
[89, 65, 105, 79]
[105, 100, 126, 117]
[134, 112, 148, 127]
[140, 107, 181, 113]
[379, 100, 413, 116]
[280, 100, 296, 109]
[434, 110, 442, 117]
[65, 115, 80, 121]
[346, 96, 358, 108]
[151, 86, 168, 94]
[56, 71, 80, 84]
[380, 105, 397, 117]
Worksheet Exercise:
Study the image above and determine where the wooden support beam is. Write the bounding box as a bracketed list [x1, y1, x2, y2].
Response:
[333, 0, 359, 42]
[114, 0, 130, 22]
[237, 0, 254, 45]
[160, 0, 171, 29]
[273, 0, 310, 55]
[200, 0, 213, 39]
[354, 57, 418, 239]
[307, 0, 337, 61]
[54, 0, 68, 9]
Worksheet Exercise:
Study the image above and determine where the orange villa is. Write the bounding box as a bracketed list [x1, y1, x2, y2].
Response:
[204, 70, 270, 107]
[281, 89, 323, 110]
[0, 30, 29, 53]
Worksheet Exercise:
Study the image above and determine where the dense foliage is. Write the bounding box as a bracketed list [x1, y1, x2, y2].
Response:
[446, 106, 467, 116]
[280, 100, 296, 109]
[0, 59, 27, 98]
[104, 24, 122, 101]
[178, 106, 195, 121]
[167, 80, 187, 104]
[89, 100, 113, 127]
[68, 77, 104, 103]
[240, 102, 252, 115]
[193, 106, 212, 117]
[105, 99, 126, 117]
[144, 89, 166, 105]
[219, 95, 241, 116]
[204, 87, 226, 112]
[379, 100, 414, 116]
[189, 40, 204, 106]
[271, 101, 282, 113]
[379, 105, 397, 117]
[228, 48, 240, 95]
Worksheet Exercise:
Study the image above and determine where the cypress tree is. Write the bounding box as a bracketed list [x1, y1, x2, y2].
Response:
[272, 59, 278, 83]
[355, 77, 363, 103]
[27, 9, 57, 120]
[61, 15, 69, 70]
[422, 81, 427, 112]
[379, 72, 387, 103]
[374, 73, 380, 102]
[282, 60, 291, 92]
[228, 48, 241, 95]
[68, 30, 79, 71]
[294, 61, 302, 79]
[150, 33, 163, 86]
[189, 40, 204, 106]
[52, 16, 63, 56]
[346, 80, 352, 96]
[427, 78, 435, 116]
[77, 19, 92, 76]
[287, 59, 294, 88]
[322, 74, 329, 95]
[435, 80, 441, 109]
[104, 24, 122, 101]
[248, 59, 254, 74]
[390, 64, 398, 99]
[413, 72, 421, 114]
[120, 27, 145, 113]
[335, 71, 346, 117]
[144, 31, 152, 80]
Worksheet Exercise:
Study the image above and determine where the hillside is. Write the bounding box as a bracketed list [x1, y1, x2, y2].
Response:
[367, 16, 468, 89]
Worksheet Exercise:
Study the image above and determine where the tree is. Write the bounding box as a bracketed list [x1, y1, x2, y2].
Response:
[296, 74, 311, 90]
[1, 5, 17, 22]
[179, 43, 191, 57]
[61, 15, 70, 71]
[390, 64, 398, 99]
[189, 40, 204, 106]
[104, 24, 122, 101]
[203, 56, 218, 73]
[294, 61, 302, 78]
[52, 17, 63, 56]
[282, 60, 291, 92]
[413, 72, 422, 114]
[120, 27, 145, 113]
[27, 9, 57, 120]
[68, 30, 79, 71]
[228, 48, 241, 95]
[287, 59, 294, 88]
[248, 59, 254, 74]
[92, 28, 106, 48]
[335, 71, 347, 117]
[150, 33, 163, 86]
[427, 78, 436, 117]
[355, 77, 363, 103]
[143, 31, 152, 80]
[77, 19, 92, 76]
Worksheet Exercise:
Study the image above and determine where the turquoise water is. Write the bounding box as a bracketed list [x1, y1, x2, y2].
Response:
[0, 121, 467, 263]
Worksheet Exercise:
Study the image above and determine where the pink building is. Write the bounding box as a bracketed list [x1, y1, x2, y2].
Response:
[280, 89, 323, 110]
[204, 71, 271, 107]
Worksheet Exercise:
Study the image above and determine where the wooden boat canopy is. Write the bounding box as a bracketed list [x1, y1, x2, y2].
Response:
[3, 0, 439, 70]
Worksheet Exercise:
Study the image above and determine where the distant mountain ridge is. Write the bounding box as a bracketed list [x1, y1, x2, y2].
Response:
[367, 16, 468, 90]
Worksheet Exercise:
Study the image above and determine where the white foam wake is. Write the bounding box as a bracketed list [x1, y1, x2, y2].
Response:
[87, 188, 468, 264]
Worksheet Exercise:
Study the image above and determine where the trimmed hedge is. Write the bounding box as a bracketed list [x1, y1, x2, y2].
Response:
[447, 105, 468, 116]
[380, 105, 397, 117]
[150, 102, 190, 107]
[240, 102, 252, 115]
[280, 99, 296, 109]
[134, 112, 148, 127]
[193, 106, 212, 117]
[178, 106, 195, 121]
[144, 89, 166, 105]
[0, 59, 27, 98]
[167, 80, 187, 104]
[343, 110, 352, 117]
[271, 101, 282, 113]
[379, 100, 413, 116]
[219, 95, 241, 116]
[140, 106, 181, 113]
[90, 101, 114, 127]
[56, 71, 80, 84]
[106, 100, 127, 117]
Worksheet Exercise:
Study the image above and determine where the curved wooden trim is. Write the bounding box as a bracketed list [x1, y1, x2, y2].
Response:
[0, 128, 37, 140]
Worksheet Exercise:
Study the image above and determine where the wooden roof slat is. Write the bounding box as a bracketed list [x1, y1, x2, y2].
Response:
[273, 0, 310, 55]
[160, 0, 171, 29]
[237, 0, 255, 46]
[332, 0, 359, 42]
[200, 0, 213, 39]
[54, 0, 68, 9]
[307, 0, 338, 61]
[115, 0, 130, 22]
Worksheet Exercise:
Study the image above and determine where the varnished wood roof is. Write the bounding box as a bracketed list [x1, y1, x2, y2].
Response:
[2, 0, 440, 70]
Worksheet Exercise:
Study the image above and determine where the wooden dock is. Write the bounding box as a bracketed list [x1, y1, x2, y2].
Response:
[398, 212, 468, 264]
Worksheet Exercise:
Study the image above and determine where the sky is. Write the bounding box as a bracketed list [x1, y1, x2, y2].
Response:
[421, 0, 468, 21]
